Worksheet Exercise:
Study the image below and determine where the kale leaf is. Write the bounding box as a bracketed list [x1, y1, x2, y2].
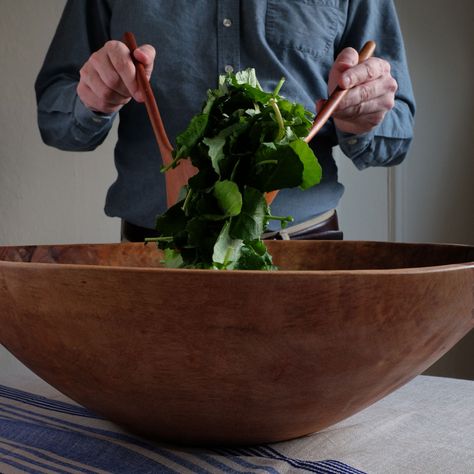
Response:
[148, 68, 322, 270]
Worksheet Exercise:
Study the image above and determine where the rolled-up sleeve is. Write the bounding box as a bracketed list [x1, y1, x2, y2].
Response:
[35, 0, 115, 151]
[335, 0, 415, 169]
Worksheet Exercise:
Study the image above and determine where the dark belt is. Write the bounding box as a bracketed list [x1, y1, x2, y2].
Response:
[122, 212, 342, 242]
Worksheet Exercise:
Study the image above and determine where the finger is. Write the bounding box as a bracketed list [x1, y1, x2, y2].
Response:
[89, 50, 130, 98]
[77, 82, 130, 114]
[340, 57, 391, 89]
[337, 76, 398, 110]
[78, 68, 130, 113]
[104, 40, 141, 101]
[81, 66, 131, 105]
[329, 47, 358, 93]
[334, 110, 388, 135]
[333, 94, 395, 121]
[333, 47, 359, 75]
[133, 44, 156, 79]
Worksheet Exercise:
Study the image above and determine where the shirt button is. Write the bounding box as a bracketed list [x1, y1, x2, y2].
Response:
[224, 65, 234, 73]
[223, 18, 232, 27]
[347, 138, 358, 146]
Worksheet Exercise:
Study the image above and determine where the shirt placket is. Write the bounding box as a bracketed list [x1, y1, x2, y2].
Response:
[217, 0, 240, 74]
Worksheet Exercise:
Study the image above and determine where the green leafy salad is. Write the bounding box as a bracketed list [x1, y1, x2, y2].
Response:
[148, 68, 322, 270]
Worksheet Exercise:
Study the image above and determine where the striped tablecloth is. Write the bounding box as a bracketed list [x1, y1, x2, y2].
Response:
[1, 353, 473, 474]
[0, 383, 363, 474]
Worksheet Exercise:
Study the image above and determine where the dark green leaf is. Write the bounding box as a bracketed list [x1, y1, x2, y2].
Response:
[153, 67, 323, 271]
[155, 202, 187, 235]
[235, 240, 276, 271]
[289, 139, 322, 189]
[213, 180, 242, 217]
[175, 113, 209, 158]
[230, 187, 267, 241]
[253, 144, 304, 192]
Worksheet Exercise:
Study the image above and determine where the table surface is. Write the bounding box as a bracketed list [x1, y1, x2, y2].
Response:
[1, 347, 473, 474]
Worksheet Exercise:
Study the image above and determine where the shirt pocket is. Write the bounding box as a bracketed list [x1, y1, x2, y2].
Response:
[265, 0, 339, 59]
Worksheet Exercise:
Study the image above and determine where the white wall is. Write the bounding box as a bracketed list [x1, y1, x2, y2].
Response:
[394, 0, 474, 380]
[394, 0, 474, 246]
[0, 0, 120, 246]
[337, 0, 474, 379]
[0, 0, 473, 378]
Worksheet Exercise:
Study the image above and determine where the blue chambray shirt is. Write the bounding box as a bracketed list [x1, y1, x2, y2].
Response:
[35, 0, 415, 230]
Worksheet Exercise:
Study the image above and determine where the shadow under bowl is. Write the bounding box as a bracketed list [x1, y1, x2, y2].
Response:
[0, 240, 473, 445]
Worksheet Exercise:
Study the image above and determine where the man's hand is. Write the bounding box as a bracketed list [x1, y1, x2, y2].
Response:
[321, 47, 398, 135]
[77, 40, 156, 114]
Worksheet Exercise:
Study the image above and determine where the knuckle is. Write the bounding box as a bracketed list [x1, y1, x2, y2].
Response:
[79, 66, 87, 80]
[366, 58, 386, 79]
[105, 40, 122, 52]
[380, 59, 391, 75]
[107, 43, 131, 68]
[385, 96, 395, 110]
[364, 62, 376, 79]
[89, 51, 101, 67]
[390, 78, 398, 93]
[345, 73, 355, 86]
[359, 85, 371, 103]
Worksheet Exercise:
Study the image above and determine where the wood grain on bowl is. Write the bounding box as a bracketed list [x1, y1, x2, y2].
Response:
[0, 241, 473, 445]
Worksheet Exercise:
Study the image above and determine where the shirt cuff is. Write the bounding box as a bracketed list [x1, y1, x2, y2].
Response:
[73, 96, 117, 133]
[336, 128, 375, 170]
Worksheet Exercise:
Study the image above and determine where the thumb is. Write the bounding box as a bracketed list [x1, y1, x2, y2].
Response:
[330, 47, 359, 91]
[133, 44, 156, 79]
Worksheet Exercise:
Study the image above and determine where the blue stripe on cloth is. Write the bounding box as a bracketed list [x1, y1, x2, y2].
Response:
[0, 405, 240, 474]
[195, 452, 280, 474]
[0, 456, 46, 474]
[0, 445, 72, 474]
[260, 445, 366, 474]
[0, 385, 104, 419]
[0, 438, 97, 474]
[0, 405, 278, 474]
[0, 402, 209, 473]
[0, 417, 179, 473]
[244, 446, 352, 474]
[213, 446, 367, 474]
[0, 387, 366, 474]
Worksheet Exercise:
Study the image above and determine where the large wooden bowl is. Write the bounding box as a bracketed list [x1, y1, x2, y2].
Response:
[0, 241, 473, 445]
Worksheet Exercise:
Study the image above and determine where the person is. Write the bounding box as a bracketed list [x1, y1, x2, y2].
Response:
[35, 0, 415, 242]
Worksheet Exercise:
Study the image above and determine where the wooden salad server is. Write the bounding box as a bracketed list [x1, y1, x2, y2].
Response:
[123, 32, 197, 208]
[265, 40, 376, 205]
